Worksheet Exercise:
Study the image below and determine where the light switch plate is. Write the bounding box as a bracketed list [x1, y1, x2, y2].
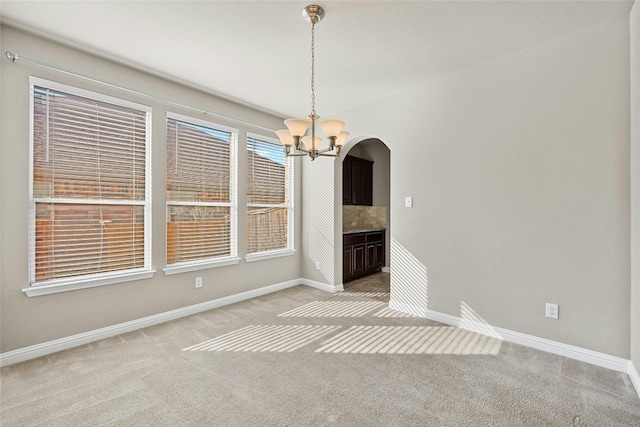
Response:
[405, 196, 413, 208]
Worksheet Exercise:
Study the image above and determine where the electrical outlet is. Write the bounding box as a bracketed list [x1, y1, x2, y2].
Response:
[195, 277, 203, 289]
[545, 303, 558, 319]
[315, 261, 321, 270]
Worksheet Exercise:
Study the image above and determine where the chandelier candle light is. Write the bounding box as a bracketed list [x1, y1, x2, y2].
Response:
[275, 5, 349, 160]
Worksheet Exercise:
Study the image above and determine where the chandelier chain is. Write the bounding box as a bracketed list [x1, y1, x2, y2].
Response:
[310, 22, 316, 116]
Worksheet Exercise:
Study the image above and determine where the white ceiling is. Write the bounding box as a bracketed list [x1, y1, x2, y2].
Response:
[1, 1, 634, 119]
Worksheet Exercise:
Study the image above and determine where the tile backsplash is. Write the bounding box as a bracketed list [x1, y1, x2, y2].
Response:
[343, 205, 387, 230]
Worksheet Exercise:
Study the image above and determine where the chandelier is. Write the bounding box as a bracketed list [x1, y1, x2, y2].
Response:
[275, 5, 349, 160]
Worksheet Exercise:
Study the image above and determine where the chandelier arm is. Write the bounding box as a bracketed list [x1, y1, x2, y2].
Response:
[318, 145, 342, 157]
[294, 145, 311, 154]
[316, 146, 335, 154]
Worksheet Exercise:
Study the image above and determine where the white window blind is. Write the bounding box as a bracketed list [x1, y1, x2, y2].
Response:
[166, 114, 237, 265]
[30, 78, 152, 287]
[246, 133, 293, 255]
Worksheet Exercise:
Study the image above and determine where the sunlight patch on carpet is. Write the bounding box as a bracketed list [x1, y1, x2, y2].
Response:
[334, 291, 390, 298]
[315, 326, 502, 355]
[372, 307, 416, 318]
[183, 325, 340, 352]
[278, 301, 385, 317]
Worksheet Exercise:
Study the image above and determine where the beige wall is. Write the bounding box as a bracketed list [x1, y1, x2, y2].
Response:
[301, 156, 338, 285]
[336, 16, 632, 357]
[631, 0, 640, 374]
[0, 25, 301, 353]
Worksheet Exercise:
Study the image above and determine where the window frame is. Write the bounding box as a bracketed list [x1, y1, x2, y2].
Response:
[163, 112, 239, 275]
[245, 132, 295, 262]
[24, 77, 154, 297]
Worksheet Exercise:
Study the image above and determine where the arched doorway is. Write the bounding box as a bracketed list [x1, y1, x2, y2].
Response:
[340, 138, 391, 299]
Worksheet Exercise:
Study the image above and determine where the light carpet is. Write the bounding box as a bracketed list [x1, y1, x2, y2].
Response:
[1, 279, 639, 426]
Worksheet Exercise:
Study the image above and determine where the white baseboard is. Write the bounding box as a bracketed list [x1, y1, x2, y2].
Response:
[629, 361, 640, 398]
[1, 278, 311, 367]
[389, 300, 631, 375]
[300, 278, 343, 293]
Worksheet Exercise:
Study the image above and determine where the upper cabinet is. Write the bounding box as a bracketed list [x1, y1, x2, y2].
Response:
[343, 155, 373, 206]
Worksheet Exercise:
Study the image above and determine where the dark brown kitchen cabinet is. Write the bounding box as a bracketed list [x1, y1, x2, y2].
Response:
[343, 246, 353, 279]
[343, 155, 373, 206]
[343, 230, 385, 283]
[365, 231, 385, 271]
[343, 156, 352, 205]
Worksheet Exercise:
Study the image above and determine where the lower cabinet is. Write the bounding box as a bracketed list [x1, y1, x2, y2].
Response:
[343, 230, 385, 283]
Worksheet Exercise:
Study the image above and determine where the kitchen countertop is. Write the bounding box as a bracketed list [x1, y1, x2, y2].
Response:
[343, 228, 386, 235]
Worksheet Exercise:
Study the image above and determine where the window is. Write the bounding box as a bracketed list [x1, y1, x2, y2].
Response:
[246, 133, 294, 260]
[28, 77, 152, 294]
[165, 113, 238, 273]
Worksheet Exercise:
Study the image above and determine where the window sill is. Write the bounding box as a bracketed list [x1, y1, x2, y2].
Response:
[245, 249, 296, 263]
[163, 257, 241, 275]
[23, 270, 156, 297]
